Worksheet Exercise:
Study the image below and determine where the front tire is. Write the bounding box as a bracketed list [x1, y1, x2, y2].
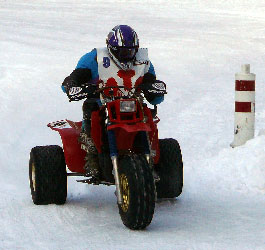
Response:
[29, 145, 67, 205]
[118, 154, 155, 230]
[155, 138, 183, 199]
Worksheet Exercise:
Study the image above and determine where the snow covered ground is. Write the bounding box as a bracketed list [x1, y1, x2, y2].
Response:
[0, 0, 265, 249]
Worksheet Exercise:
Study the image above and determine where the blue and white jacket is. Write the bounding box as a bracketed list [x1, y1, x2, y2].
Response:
[62, 48, 164, 105]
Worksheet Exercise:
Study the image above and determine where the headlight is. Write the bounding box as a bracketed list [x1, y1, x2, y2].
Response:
[120, 100, 136, 112]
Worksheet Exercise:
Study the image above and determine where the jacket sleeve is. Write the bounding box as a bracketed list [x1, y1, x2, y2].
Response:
[62, 68, 92, 88]
[62, 49, 98, 89]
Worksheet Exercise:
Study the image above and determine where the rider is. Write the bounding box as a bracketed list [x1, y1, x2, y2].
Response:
[62, 25, 166, 177]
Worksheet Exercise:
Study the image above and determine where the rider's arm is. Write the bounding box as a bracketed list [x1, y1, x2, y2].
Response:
[62, 49, 99, 93]
[141, 62, 165, 105]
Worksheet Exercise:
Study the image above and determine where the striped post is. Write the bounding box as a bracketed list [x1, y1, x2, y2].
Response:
[230, 64, 255, 147]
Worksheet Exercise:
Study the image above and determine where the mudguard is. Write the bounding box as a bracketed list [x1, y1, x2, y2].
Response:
[48, 120, 86, 173]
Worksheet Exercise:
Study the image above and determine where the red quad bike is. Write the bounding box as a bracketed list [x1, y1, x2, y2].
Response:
[29, 85, 183, 230]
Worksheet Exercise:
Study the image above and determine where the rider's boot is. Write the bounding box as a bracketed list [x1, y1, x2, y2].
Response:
[79, 132, 100, 177]
[80, 99, 100, 177]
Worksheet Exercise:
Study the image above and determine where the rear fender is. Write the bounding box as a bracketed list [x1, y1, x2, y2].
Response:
[47, 120, 85, 173]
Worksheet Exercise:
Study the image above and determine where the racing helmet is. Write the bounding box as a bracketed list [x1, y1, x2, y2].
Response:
[106, 25, 139, 70]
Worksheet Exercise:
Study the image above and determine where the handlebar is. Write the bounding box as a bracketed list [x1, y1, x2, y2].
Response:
[96, 85, 140, 99]
[68, 83, 142, 102]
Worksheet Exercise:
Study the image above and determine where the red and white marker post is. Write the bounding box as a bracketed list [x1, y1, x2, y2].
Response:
[230, 64, 256, 148]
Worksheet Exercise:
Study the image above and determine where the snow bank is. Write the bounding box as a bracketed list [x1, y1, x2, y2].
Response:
[187, 134, 265, 195]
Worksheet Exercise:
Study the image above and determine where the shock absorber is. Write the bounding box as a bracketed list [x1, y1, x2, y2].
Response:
[107, 129, 122, 204]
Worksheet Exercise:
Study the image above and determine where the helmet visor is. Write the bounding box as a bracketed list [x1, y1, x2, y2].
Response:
[113, 47, 137, 63]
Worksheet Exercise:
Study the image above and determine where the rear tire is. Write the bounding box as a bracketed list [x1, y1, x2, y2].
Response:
[118, 154, 155, 230]
[155, 138, 183, 199]
[29, 145, 67, 205]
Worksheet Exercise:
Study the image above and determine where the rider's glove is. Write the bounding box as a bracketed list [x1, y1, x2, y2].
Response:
[82, 84, 97, 95]
[62, 79, 97, 101]
[66, 86, 87, 101]
[61, 79, 78, 94]
[138, 80, 167, 96]
[138, 80, 167, 105]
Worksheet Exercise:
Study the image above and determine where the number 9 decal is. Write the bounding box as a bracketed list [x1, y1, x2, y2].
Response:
[103, 57, 110, 68]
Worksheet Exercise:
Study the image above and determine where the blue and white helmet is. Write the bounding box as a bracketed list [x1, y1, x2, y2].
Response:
[106, 25, 139, 70]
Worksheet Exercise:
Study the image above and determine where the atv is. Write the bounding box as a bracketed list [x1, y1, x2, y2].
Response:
[29, 85, 183, 230]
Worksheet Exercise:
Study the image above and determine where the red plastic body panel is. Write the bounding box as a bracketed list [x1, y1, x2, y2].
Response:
[107, 124, 151, 151]
[48, 120, 86, 173]
[107, 99, 143, 124]
[48, 100, 161, 172]
[105, 101, 160, 164]
[115, 128, 138, 150]
[107, 122, 151, 133]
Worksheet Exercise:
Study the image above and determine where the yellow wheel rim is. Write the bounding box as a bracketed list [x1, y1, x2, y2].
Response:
[31, 162, 36, 192]
[120, 174, 130, 213]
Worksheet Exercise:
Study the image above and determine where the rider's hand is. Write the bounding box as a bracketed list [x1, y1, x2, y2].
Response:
[138, 80, 167, 96]
[62, 79, 79, 94]
[138, 80, 166, 105]
[64, 82, 98, 102]
[82, 84, 97, 95]
[61, 79, 84, 101]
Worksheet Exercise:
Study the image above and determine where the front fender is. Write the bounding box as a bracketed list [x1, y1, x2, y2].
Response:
[107, 123, 151, 151]
[107, 122, 151, 133]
